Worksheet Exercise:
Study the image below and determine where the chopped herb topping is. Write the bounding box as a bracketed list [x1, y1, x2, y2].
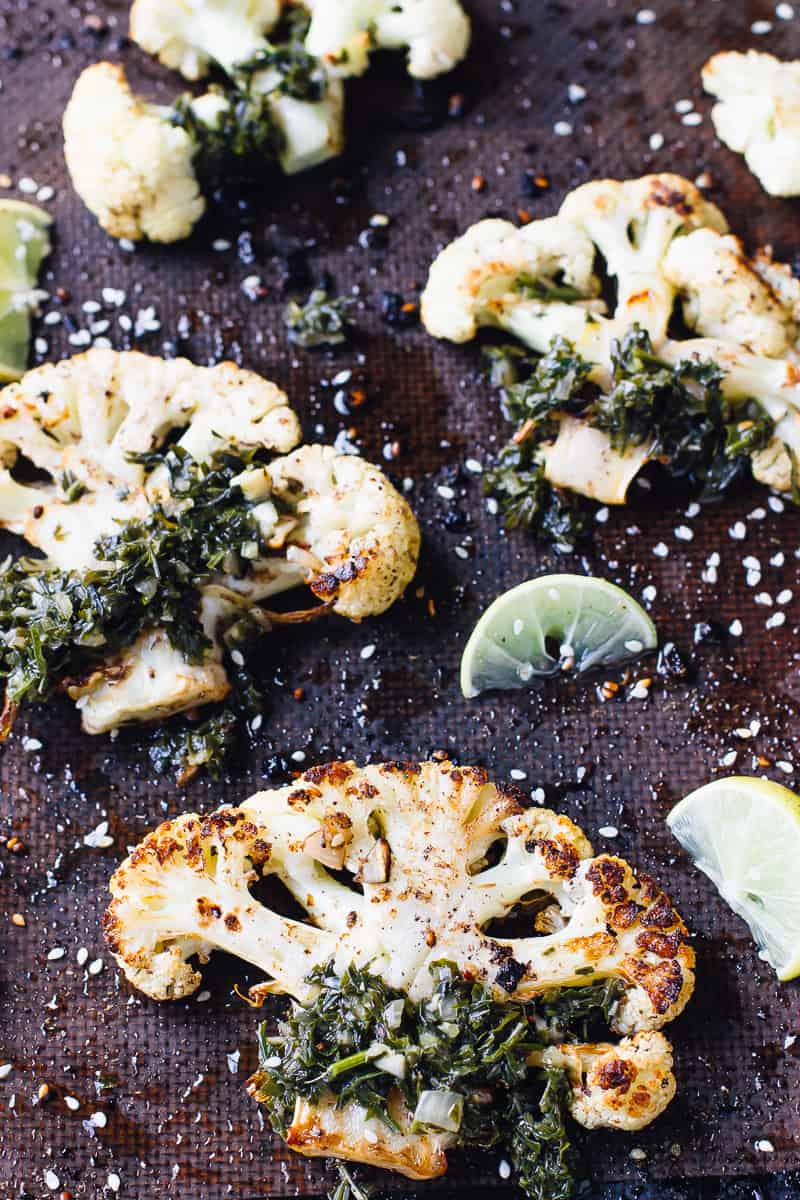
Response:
[484, 326, 778, 546]
[285, 284, 352, 348]
[235, 8, 325, 102]
[0, 446, 288, 778]
[251, 960, 624, 1200]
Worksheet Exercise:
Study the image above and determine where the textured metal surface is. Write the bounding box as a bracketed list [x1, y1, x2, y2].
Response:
[1, 0, 800, 1197]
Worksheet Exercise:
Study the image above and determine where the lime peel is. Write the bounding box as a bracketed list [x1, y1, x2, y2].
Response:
[667, 775, 800, 981]
[460, 573, 657, 698]
[0, 199, 53, 382]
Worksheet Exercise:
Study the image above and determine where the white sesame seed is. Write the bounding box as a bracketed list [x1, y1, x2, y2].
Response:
[649, 132, 664, 150]
[360, 644, 376, 660]
[755, 592, 773, 606]
[88, 958, 104, 975]
[510, 769, 527, 781]
[755, 1139, 775, 1152]
[118, 238, 135, 252]
[0, 1063, 12, 1079]
[291, 750, 306, 763]
[675, 99, 694, 114]
[436, 484, 455, 500]
[750, 719, 761, 736]
[568, 83, 587, 103]
[769, 495, 785, 512]
[91, 1110, 108, 1128]
[771, 551, 786, 566]
[776, 2, 795, 17]
[682, 112, 703, 126]
[749, 507, 767, 520]
[642, 585, 657, 603]
[36, 185, 55, 202]
[22, 736, 42, 751]
[18, 176, 38, 194]
[743, 555, 760, 570]
[721, 750, 738, 767]
[675, 525, 693, 541]
[77, 947, 88, 966]
[702, 567, 718, 584]
[598, 825, 619, 837]
[486, 497, 499, 515]
[625, 639, 644, 653]
[777, 589, 792, 605]
[465, 458, 482, 474]
[729, 619, 743, 637]
[212, 238, 231, 252]
[107, 1173, 121, 1193]
[629, 1147, 647, 1162]
[102, 287, 126, 307]
[595, 506, 609, 523]
[734, 727, 753, 740]
[227, 1050, 241, 1074]
[746, 569, 761, 587]
[777, 761, 794, 774]
[751, 19, 773, 32]
[766, 612, 786, 629]
[554, 121, 573, 136]
[653, 542, 669, 558]
[499, 1160, 512, 1180]
[532, 787, 546, 805]
[454, 545, 469, 560]
[69, 329, 92, 347]
[513, 619, 524, 636]
[685, 502, 701, 518]
[34, 336, 48, 354]
[629, 681, 650, 700]
[636, 8, 656, 23]
[196, 990, 211, 1003]
[43, 310, 62, 325]
[250, 713, 263, 732]
[65, 1095, 79, 1111]
[47, 947, 66, 961]
[729, 522, 747, 540]
[44, 1170, 60, 1191]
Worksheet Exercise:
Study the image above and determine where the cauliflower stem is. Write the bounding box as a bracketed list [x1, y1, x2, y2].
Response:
[484, 327, 780, 546]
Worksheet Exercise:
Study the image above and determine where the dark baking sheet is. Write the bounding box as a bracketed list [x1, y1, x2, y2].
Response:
[1, 0, 800, 1196]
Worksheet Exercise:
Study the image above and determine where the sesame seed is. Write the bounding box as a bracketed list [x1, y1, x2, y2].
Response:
[0, 1063, 12, 1079]
[553, 121, 573, 136]
[653, 542, 668, 558]
[777, 761, 794, 774]
[629, 1147, 647, 1162]
[766, 612, 786, 629]
[625, 639, 644, 653]
[636, 8, 656, 23]
[749, 507, 767, 520]
[510, 769, 527, 781]
[360, 644, 376, 660]
[107, 1173, 121, 1193]
[465, 458, 482, 474]
[642, 585, 657, 603]
[777, 589, 792, 604]
[531, 787, 546, 805]
[755, 592, 773, 606]
[90, 1110, 107, 1128]
[649, 132, 664, 150]
[513, 619, 524, 635]
[291, 750, 306, 763]
[436, 484, 455, 500]
[18, 177, 38, 194]
[568, 83, 587, 102]
[47, 947, 65, 961]
[454, 545, 469, 560]
[77, 947, 88, 966]
[776, 2, 795, 17]
[598, 826, 619, 837]
[88, 958, 104, 975]
[771, 551, 786, 566]
[729, 522, 747, 540]
[595, 506, 609, 523]
[721, 750, 738, 767]
[682, 112, 703, 126]
[675, 99, 694, 114]
[769, 496, 784, 512]
[751, 19, 773, 32]
[729, 619, 743, 636]
[36, 185, 55, 202]
[499, 1160, 512, 1180]
[755, 1139, 775, 1152]
[212, 238, 231, 252]
[675, 525, 693, 541]
[65, 1095, 79, 1111]
[44, 1170, 60, 1191]
[629, 680, 651, 700]
[196, 990, 211, 1004]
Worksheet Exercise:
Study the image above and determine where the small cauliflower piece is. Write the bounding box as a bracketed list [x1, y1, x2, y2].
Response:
[106, 759, 694, 1033]
[540, 416, 654, 506]
[0, 350, 419, 734]
[63, 63, 206, 244]
[539, 1031, 676, 1132]
[283, 1090, 451, 1180]
[304, 0, 471, 79]
[130, 0, 283, 77]
[702, 50, 800, 197]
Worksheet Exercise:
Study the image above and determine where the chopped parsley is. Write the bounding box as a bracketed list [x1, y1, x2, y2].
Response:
[484, 326, 777, 546]
[285, 284, 352, 348]
[251, 960, 624, 1200]
[0, 447, 289, 779]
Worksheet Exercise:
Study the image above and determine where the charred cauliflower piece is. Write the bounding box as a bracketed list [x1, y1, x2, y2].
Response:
[0, 350, 419, 736]
[106, 758, 694, 1022]
[702, 50, 800, 197]
[304, 0, 471, 79]
[539, 1030, 676, 1132]
[422, 172, 800, 511]
[107, 760, 691, 1176]
[63, 63, 207, 244]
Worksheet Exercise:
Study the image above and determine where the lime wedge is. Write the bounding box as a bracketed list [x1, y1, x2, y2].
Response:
[667, 776, 800, 981]
[460, 574, 657, 698]
[0, 199, 53, 382]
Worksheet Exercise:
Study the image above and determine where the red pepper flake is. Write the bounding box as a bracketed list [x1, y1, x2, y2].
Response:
[471, 174, 486, 192]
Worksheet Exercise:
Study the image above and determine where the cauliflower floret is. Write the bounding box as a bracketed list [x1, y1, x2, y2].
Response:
[539, 1031, 676, 1132]
[0, 350, 419, 733]
[304, 0, 471, 79]
[130, 0, 283, 77]
[423, 172, 800, 503]
[702, 50, 800, 197]
[106, 759, 694, 1031]
[63, 63, 206, 244]
[663, 229, 800, 356]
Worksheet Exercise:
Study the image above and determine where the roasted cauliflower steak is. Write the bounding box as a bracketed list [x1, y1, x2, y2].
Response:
[105, 760, 693, 1170]
[421, 172, 800, 504]
[0, 349, 419, 733]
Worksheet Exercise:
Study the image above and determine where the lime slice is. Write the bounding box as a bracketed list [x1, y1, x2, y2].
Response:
[667, 776, 800, 981]
[0, 200, 53, 382]
[460, 574, 657, 698]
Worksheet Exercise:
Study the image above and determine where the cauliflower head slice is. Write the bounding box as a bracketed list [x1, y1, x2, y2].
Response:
[130, 0, 283, 77]
[304, 0, 471, 79]
[105, 759, 695, 1035]
[538, 1030, 676, 1132]
[63, 64, 206, 244]
[703, 50, 800, 198]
